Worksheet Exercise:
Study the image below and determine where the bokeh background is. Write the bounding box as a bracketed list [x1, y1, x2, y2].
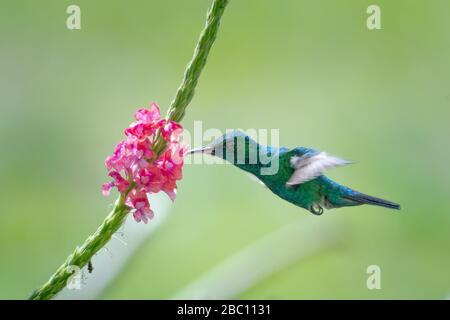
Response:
[1, 0, 450, 299]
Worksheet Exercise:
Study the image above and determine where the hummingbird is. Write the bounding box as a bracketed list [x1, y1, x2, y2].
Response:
[188, 131, 400, 215]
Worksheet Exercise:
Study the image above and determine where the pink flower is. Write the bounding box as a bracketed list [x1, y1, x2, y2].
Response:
[126, 191, 154, 224]
[159, 150, 183, 180]
[109, 171, 130, 193]
[102, 102, 185, 223]
[101, 182, 114, 196]
[135, 102, 160, 124]
[162, 180, 177, 202]
[101, 171, 130, 196]
[136, 166, 164, 193]
[124, 122, 156, 140]
[160, 120, 183, 142]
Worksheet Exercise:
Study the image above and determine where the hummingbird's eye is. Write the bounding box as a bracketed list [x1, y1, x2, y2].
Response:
[210, 148, 215, 156]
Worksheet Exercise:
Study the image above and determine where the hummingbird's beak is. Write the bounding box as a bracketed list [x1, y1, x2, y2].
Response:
[187, 146, 214, 155]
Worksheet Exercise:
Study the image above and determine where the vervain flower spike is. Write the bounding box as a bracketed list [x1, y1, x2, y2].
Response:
[29, 0, 229, 300]
[102, 102, 186, 224]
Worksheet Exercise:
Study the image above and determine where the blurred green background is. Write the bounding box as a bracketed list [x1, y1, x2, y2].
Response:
[1, 0, 450, 299]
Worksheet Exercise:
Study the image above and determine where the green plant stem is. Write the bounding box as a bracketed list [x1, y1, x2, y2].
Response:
[29, 191, 131, 300]
[29, 0, 229, 300]
[153, 0, 229, 155]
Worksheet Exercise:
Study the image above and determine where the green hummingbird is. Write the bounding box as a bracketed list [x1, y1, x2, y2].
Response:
[188, 131, 400, 215]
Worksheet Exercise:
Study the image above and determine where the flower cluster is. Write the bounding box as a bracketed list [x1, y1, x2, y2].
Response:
[102, 102, 186, 223]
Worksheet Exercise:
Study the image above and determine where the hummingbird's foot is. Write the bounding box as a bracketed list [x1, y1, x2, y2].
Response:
[310, 204, 324, 215]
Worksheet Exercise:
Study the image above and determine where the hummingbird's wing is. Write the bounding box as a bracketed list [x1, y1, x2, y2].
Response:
[286, 151, 352, 186]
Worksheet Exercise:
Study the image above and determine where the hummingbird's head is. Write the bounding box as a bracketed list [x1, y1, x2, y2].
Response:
[187, 130, 255, 162]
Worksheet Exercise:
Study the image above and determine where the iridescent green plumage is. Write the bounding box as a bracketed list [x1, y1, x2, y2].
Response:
[189, 131, 400, 215]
